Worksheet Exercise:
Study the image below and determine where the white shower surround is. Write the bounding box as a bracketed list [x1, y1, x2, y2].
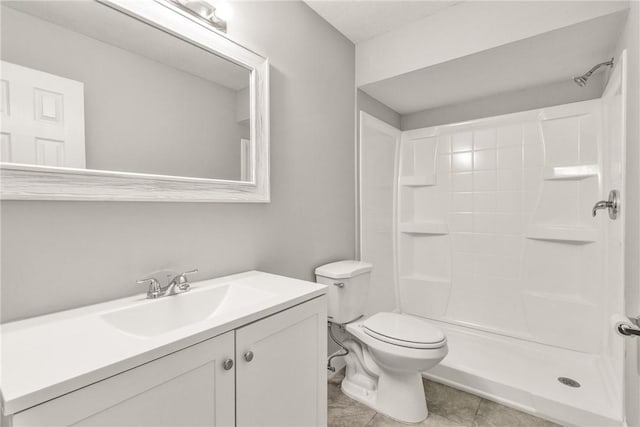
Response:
[359, 56, 626, 425]
[398, 99, 608, 353]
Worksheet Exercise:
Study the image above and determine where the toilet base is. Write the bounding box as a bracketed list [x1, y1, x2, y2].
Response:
[342, 371, 428, 424]
[341, 345, 429, 423]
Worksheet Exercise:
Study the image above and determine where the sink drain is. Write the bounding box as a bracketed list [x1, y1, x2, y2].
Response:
[558, 377, 581, 388]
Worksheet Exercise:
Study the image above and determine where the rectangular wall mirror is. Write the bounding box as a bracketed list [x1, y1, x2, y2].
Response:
[0, 0, 269, 202]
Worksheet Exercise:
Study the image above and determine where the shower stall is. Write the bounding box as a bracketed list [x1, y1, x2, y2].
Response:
[358, 53, 628, 426]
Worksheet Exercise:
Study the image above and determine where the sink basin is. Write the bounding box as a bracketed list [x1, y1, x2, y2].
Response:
[101, 282, 274, 337]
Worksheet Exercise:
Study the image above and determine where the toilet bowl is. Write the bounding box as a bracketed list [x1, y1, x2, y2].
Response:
[315, 260, 448, 423]
[341, 312, 447, 423]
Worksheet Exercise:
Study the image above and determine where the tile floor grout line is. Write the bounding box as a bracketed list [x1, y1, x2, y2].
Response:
[469, 407, 481, 427]
[472, 398, 482, 419]
[364, 412, 378, 426]
[441, 413, 473, 427]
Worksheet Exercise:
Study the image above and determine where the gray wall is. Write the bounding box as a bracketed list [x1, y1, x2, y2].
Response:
[400, 76, 605, 130]
[357, 89, 401, 129]
[1, 6, 245, 180]
[0, 1, 356, 322]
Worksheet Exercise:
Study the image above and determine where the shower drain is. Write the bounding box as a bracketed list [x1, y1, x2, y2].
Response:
[558, 377, 581, 388]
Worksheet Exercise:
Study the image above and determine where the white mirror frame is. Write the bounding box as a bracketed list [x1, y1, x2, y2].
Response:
[0, 0, 269, 202]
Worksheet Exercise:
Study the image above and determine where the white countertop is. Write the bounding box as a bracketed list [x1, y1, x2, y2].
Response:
[0, 271, 326, 415]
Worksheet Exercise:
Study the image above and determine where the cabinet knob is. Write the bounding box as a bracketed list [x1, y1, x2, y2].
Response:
[223, 358, 234, 370]
[244, 351, 254, 362]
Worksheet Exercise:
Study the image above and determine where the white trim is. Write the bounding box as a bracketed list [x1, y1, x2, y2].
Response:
[358, 112, 402, 312]
[354, 89, 360, 260]
[0, 0, 269, 202]
[239, 138, 251, 182]
[602, 51, 627, 415]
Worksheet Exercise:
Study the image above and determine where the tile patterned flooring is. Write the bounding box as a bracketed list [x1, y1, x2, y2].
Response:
[328, 370, 562, 427]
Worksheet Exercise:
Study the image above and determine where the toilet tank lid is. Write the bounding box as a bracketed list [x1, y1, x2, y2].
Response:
[315, 260, 373, 279]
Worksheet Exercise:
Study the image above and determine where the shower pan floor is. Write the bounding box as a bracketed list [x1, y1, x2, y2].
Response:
[423, 321, 622, 426]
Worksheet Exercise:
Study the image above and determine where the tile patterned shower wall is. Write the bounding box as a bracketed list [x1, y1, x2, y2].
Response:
[397, 99, 605, 353]
[447, 125, 532, 335]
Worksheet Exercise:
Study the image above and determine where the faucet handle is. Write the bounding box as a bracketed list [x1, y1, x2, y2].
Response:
[168, 269, 198, 292]
[177, 269, 198, 287]
[136, 277, 161, 298]
[177, 269, 198, 281]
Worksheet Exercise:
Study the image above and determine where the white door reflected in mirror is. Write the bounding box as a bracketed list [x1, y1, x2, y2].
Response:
[1, 61, 86, 168]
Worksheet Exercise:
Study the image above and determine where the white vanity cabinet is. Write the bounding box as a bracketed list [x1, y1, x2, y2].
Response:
[236, 296, 327, 426]
[7, 331, 236, 427]
[5, 296, 327, 427]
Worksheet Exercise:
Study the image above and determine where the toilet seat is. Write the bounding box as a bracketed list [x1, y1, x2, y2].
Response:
[363, 312, 446, 349]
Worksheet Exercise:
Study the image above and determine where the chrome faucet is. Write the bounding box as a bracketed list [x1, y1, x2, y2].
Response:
[136, 269, 198, 299]
[166, 269, 198, 295]
[136, 277, 162, 299]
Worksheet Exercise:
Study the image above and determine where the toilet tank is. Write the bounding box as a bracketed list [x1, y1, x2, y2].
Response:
[315, 260, 373, 324]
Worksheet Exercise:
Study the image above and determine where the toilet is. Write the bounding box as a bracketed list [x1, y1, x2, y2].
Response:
[316, 260, 448, 424]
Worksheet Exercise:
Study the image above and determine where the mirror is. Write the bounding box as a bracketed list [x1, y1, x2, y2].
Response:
[0, 0, 269, 201]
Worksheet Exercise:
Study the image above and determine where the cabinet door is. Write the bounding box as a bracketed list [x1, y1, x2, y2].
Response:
[12, 332, 235, 427]
[236, 296, 327, 427]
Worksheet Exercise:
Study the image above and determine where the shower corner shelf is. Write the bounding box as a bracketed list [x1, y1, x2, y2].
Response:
[522, 290, 596, 307]
[543, 164, 598, 181]
[525, 224, 599, 243]
[399, 174, 436, 187]
[399, 222, 449, 235]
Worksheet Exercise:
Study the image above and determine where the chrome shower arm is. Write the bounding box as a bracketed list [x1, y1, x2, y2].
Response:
[573, 58, 614, 87]
[582, 58, 615, 79]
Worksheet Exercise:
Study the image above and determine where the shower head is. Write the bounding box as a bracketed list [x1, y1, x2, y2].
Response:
[573, 58, 614, 87]
[573, 76, 588, 87]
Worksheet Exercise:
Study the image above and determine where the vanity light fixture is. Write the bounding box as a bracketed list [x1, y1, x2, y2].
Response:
[168, 0, 232, 32]
[213, 1, 233, 21]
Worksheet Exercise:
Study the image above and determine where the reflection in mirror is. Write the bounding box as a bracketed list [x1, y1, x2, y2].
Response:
[0, 1, 252, 181]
